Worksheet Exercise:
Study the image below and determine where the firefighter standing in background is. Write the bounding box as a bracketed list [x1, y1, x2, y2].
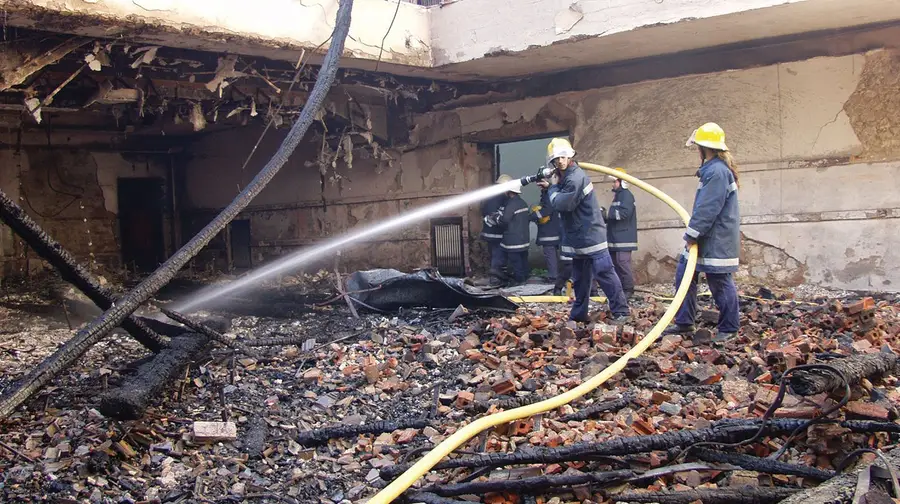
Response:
[665, 122, 741, 343]
[537, 138, 630, 324]
[606, 167, 638, 298]
[484, 182, 531, 286]
[530, 180, 561, 284]
[480, 175, 511, 286]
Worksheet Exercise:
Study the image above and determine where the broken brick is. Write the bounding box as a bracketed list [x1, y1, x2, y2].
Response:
[193, 421, 237, 443]
[302, 368, 322, 384]
[492, 379, 517, 395]
[845, 401, 890, 421]
[650, 391, 672, 405]
[456, 391, 475, 408]
[466, 349, 485, 362]
[846, 297, 875, 315]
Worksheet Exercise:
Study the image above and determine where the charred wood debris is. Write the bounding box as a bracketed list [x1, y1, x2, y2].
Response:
[0, 262, 899, 504]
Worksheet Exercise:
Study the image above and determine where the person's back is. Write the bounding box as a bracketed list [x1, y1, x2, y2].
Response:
[607, 172, 638, 297]
[500, 193, 531, 284]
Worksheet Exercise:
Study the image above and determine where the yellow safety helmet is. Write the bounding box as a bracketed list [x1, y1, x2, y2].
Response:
[496, 174, 512, 184]
[685, 122, 728, 151]
[608, 167, 629, 188]
[546, 138, 576, 165]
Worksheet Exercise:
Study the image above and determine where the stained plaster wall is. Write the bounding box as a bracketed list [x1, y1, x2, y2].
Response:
[180, 125, 490, 275]
[0, 146, 172, 278]
[412, 49, 900, 291]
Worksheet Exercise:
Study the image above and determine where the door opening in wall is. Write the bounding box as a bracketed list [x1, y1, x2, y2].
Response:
[430, 217, 465, 277]
[229, 220, 252, 270]
[118, 178, 165, 273]
[494, 134, 567, 269]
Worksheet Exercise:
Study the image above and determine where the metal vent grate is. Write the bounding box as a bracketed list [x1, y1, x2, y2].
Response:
[430, 217, 465, 277]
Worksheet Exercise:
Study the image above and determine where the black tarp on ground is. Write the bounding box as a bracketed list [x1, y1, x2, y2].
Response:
[345, 268, 518, 313]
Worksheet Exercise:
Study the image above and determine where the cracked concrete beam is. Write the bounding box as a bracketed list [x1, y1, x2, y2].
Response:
[0, 0, 431, 71]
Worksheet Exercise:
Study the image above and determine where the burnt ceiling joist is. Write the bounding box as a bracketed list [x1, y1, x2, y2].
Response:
[0, 28, 462, 148]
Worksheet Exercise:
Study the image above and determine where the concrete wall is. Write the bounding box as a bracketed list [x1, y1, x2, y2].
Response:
[180, 125, 493, 275]
[411, 49, 900, 291]
[0, 0, 431, 74]
[0, 148, 172, 278]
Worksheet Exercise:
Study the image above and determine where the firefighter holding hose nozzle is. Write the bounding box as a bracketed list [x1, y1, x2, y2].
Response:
[525, 138, 630, 325]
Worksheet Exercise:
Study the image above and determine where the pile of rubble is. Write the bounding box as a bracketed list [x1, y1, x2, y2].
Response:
[0, 280, 899, 504]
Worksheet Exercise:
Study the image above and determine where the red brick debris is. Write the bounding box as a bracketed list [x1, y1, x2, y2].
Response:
[0, 281, 899, 503]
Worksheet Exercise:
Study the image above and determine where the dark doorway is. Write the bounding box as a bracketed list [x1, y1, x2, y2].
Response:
[118, 178, 165, 273]
[229, 220, 252, 270]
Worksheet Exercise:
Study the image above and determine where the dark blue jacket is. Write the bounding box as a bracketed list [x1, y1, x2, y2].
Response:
[479, 193, 505, 243]
[547, 163, 608, 258]
[607, 186, 637, 252]
[498, 194, 530, 251]
[530, 189, 561, 247]
[682, 157, 741, 273]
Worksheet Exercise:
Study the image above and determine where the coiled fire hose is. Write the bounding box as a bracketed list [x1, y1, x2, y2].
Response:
[366, 162, 699, 504]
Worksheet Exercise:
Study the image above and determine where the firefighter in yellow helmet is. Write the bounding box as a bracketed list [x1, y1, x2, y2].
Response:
[665, 122, 741, 343]
[606, 167, 637, 298]
[537, 138, 630, 324]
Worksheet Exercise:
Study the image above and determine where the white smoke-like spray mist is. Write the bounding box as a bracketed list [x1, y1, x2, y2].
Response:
[171, 180, 524, 313]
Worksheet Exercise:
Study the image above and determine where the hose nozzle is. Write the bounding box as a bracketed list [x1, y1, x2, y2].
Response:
[520, 167, 555, 187]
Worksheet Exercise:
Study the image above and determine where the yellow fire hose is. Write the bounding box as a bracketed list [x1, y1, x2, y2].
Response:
[365, 162, 698, 504]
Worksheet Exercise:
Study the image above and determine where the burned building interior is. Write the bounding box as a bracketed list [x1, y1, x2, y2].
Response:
[1, 0, 900, 503]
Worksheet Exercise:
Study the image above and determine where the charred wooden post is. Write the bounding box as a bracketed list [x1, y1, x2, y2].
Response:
[0, 0, 354, 421]
[560, 395, 633, 422]
[161, 309, 258, 357]
[419, 469, 633, 497]
[778, 447, 900, 504]
[0, 188, 167, 352]
[789, 352, 899, 396]
[381, 419, 808, 480]
[243, 416, 268, 459]
[467, 394, 546, 414]
[406, 493, 472, 504]
[612, 487, 799, 504]
[634, 379, 723, 399]
[99, 334, 209, 420]
[693, 449, 835, 480]
[297, 418, 431, 447]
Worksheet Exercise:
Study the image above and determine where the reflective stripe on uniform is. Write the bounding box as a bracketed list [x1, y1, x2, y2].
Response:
[514, 207, 529, 215]
[614, 209, 621, 220]
[699, 257, 740, 266]
[681, 250, 739, 267]
[534, 210, 543, 219]
[582, 183, 594, 196]
[481, 233, 502, 239]
[727, 182, 738, 193]
[685, 227, 700, 239]
[561, 242, 608, 255]
[536, 236, 560, 243]
[609, 242, 638, 248]
[549, 192, 559, 203]
[559, 255, 573, 262]
[698, 181, 704, 189]
[611, 201, 621, 207]
[501, 243, 530, 250]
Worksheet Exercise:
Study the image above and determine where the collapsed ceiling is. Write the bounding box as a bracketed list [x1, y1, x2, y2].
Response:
[0, 28, 463, 154]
